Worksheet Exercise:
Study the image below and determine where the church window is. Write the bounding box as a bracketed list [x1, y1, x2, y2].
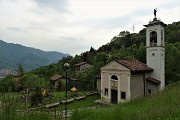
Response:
[121, 92, 126, 99]
[150, 31, 157, 46]
[105, 88, 108, 96]
[111, 75, 118, 81]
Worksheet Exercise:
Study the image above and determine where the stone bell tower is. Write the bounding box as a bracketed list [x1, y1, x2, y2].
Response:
[144, 9, 166, 91]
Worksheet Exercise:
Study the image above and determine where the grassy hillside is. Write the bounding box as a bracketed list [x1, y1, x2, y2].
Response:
[70, 81, 180, 120]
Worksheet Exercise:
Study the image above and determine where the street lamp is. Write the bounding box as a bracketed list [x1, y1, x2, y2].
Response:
[64, 63, 69, 120]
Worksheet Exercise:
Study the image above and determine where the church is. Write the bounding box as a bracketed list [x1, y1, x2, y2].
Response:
[97, 12, 166, 104]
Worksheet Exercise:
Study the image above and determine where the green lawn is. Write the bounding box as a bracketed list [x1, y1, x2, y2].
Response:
[70, 82, 180, 120]
[56, 94, 100, 111]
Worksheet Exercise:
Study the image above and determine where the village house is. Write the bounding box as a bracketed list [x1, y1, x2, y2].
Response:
[49, 74, 62, 88]
[97, 15, 166, 104]
[74, 62, 91, 74]
[50, 74, 77, 90]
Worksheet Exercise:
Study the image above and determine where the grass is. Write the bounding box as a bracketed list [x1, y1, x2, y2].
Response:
[0, 90, 94, 109]
[56, 94, 100, 111]
[50, 90, 92, 101]
[0, 95, 56, 120]
[0, 91, 100, 120]
[70, 81, 180, 120]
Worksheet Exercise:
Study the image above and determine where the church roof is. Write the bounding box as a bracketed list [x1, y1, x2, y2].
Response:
[115, 60, 153, 73]
[143, 19, 166, 27]
[146, 77, 161, 84]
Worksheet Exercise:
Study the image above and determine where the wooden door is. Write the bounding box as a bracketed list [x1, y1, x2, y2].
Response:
[111, 89, 118, 104]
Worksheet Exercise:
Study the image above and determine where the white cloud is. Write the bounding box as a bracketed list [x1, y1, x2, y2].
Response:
[0, 0, 179, 56]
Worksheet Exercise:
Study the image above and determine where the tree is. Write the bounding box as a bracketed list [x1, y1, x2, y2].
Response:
[0, 75, 15, 92]
[118, 31, 130, 37]
[18, 64, 25, 76]
[90, 47, 96, 53]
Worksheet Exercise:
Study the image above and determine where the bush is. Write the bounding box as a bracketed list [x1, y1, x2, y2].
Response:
[30, 87, 43, 107]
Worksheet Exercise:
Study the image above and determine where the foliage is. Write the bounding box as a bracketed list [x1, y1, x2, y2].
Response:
[30, 87, 43, 107]
[0, 94, 59, 120]
[0, 96, 18, 120]
[56, 80, 64, 91]
[28, 21, 180, 87]
[2, 21, 179, 92]
[165, 42, 180, 84]
[0, 75, 15, 92]
[20, 73, 49, 89]
[18, 64, 25, 76]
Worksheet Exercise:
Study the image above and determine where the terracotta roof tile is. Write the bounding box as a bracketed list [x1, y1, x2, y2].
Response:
[115, 59, 153, 72]
[50, 75, 62, 81]
[146, 77, 161, 84]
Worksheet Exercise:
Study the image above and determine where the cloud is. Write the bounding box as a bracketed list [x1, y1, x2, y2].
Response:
[34, 0, 70, 13]
[159, 0, 180, 9]
[35, 36, 91, 55]
[0, 0, 179, 56]
[7, 27, 25, 32]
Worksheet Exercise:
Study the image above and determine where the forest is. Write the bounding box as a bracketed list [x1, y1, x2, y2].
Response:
[0, 21, 180, 92]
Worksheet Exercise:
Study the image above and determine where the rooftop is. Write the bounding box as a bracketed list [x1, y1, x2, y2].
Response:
[73, 62, 88, 67]
[50, 74, 62, 81]
[146, 77, 161, 84]
[144, 18, 166, 27]
[115, 59, 153, 73]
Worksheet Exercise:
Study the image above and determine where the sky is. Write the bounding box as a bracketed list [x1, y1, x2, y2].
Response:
[0, 0, 179, 56]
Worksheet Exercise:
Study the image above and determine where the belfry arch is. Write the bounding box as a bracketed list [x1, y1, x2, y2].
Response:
[150, 31, 157, 46]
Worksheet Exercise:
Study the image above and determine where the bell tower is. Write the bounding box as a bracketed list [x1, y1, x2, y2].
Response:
[144, 9, 166, 91]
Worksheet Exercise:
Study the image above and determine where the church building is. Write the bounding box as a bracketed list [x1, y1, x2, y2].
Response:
[98, 12, 166, 104]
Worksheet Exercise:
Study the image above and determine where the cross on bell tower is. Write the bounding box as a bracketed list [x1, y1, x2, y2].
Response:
[144, 9, 166, 91]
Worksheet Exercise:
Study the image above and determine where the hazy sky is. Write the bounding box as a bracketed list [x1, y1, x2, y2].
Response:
[0, 0, 179, 56]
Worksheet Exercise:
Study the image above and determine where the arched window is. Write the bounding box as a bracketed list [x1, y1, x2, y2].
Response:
[150, 31, 157, 46]
[111, 75, 118, 80]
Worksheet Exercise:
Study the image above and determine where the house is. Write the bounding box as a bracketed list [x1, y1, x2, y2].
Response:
[49, 74, 62, 88]
[97, 15, 166, 104]
[74, 62, 91, 74]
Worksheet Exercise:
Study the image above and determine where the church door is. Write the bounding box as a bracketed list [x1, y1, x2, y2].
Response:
[111, 89, 118, 104]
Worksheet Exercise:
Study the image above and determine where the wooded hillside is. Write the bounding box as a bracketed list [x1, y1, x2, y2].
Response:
[1, 21, 179, 92]
[32, 21, 180, 86]
[0, 40, 69, 70]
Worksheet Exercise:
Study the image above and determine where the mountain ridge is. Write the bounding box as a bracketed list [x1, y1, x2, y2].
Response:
[0, 40, 70, 70]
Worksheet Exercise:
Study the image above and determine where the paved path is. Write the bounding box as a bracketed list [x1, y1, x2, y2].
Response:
[44, 93, 97, 109]
[17, 92, 105, 118]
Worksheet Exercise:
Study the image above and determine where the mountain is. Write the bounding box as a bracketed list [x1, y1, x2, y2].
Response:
[0, 40, 69, 70]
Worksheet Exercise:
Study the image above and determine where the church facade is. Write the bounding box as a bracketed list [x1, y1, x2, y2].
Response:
[98, 16, 166, 104]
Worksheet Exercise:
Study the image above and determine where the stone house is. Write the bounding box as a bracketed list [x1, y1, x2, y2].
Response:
[49, 74, 62, 88]
[74, 62, 91, 74]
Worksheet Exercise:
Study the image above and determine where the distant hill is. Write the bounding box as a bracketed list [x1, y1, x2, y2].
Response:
[0, 40, 69, 70]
